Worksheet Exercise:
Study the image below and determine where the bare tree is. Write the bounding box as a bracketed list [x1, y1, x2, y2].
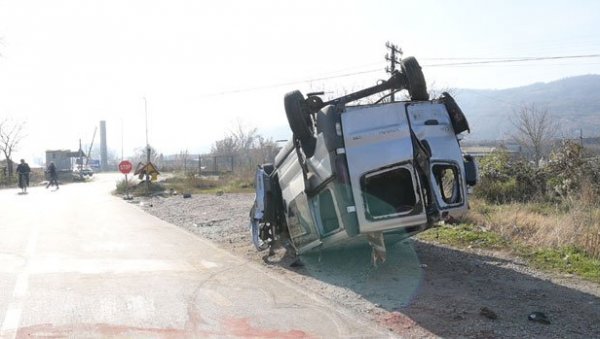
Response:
[133, 145, 160, 166]
[428, 81, 457, 99]
[210, 121, 279, 171]
[176, 149, 190, 173]
[211, 120, 258, 156]
[0, 119, 26, 179]
[510, 104, 557, 166]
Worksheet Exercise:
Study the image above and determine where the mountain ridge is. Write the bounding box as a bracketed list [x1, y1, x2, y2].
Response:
[453, 74, 600, 140]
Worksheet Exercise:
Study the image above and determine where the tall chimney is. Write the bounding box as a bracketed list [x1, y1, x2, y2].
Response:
[100, 120, 108, 171]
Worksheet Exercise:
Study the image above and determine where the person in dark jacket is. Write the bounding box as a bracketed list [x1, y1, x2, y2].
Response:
[46, 161, 59, 189]
[16, 159, 31, 193]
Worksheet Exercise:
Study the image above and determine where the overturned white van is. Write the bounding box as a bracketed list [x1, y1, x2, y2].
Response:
[250, 57, 477, 264]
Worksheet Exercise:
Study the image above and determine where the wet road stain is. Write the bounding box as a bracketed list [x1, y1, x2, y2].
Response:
[16, 323, 184, 338]
[224, 317, 313, 338]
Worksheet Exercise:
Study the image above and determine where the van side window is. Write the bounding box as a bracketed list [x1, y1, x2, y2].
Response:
[318, 190, 339, 234]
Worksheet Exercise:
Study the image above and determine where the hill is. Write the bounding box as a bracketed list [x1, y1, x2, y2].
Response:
[453, 74, 600, 141]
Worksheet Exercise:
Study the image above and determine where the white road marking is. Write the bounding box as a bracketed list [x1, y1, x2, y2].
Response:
[0, 303, 23, 338]
[1, 224, 39, 339]
[13, 273, 29, 298]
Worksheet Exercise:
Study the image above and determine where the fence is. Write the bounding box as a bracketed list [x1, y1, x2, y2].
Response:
[160, 155, 235, 175]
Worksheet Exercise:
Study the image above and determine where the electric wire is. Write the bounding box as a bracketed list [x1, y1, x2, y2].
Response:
[422, 54, 600, 67]
[201, 53, 600, 97]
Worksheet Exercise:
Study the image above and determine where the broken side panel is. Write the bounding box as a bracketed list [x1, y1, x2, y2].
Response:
[406, 102, 469, 218]
[276, 145, 321, 253]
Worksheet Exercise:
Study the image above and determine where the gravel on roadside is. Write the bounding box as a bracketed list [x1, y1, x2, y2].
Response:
[136, 192, 600, 338]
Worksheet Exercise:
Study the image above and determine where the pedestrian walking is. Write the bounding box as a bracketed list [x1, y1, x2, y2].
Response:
[46, 161, 59, 189]
[16, 159, 31, 193]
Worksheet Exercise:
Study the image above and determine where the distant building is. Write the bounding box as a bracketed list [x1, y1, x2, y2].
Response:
[45, 150, 86, 171]
[462, 145, 521, 159]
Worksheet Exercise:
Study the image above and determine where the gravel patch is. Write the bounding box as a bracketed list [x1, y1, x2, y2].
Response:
[137, 192, 600, 338]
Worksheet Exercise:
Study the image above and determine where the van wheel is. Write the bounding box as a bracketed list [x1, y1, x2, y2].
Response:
[401, 57, 429, 101]
[284, 91, 316, 148]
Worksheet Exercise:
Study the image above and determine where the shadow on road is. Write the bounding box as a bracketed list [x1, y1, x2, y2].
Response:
[268, 240, 600, 338]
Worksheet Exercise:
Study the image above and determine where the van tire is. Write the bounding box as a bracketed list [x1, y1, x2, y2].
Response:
[401, 57, 429, 101]
[284, 90, 316, 152]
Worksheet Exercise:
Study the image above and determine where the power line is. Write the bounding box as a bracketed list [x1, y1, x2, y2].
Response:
[200, 68, 381, 97]
[200, 53, 600, 98]
[430, 62, 600, 68]
[422, 54, 600, 67]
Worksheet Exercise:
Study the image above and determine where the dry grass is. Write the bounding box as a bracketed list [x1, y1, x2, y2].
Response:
[160, 172, 254, 194]
[465, 198, 600, 259]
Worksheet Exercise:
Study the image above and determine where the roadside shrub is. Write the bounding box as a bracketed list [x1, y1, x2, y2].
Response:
[475, 150, 544, 203]
[580, 158, 600, 206]
[115, 178, 137, 194]
[162, 174, 220, 193]
[545, 141, 584, 201]
[114, 178, 165, 196]
[158, 172, 255, 194]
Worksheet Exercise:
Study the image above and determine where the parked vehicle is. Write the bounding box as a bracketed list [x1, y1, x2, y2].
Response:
[72, 165, 94, 178]
[250, 57, 477, 263]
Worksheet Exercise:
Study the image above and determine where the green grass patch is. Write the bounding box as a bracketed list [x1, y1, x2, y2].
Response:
[418, 223, 600, 283]
[519, 246, 600, 282]
[198, 177, 254, 194]
[417, 224, 509, 250]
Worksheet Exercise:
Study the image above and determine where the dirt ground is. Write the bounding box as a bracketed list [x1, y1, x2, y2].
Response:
[136, 192, 600, 338]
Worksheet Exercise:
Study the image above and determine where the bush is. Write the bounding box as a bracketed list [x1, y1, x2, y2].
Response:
[162, 174, 220, 192]
[475, 150, 545, 203]
[114, 178, 165, 196]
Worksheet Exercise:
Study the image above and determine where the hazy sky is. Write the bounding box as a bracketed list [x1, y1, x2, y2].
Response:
[1, 0, 599, 165]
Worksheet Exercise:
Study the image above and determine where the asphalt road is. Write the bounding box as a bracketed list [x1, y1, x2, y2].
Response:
[0, 174, 390, 338]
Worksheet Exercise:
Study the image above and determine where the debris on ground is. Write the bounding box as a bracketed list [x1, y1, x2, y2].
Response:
[528, 311, 551, 324]
[480, 307, 498, 320]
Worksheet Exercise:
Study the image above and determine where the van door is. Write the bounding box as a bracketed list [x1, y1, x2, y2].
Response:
[341, 103, 428, 233]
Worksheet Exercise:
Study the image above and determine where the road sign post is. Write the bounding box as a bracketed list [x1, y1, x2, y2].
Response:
[118, 160, 133, 200]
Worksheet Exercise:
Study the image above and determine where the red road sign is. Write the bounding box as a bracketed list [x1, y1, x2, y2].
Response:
[118, 160, 133, 174]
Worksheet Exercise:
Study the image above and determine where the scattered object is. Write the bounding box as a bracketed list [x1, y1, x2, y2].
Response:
[528, 311, 550, 324]
[367, 232, 386, 266]
[420, 263, 428, 268]
[183, 193, 192, 199]
[480, 307, 498, 320]
[215, 190, 224, 196]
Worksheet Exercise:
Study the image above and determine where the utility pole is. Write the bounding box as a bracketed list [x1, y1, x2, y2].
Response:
[144, 97, 150, 164]
[385, 41, 402, 102]
[143, 97, 150, 193]
[121, 118, 124, 161]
